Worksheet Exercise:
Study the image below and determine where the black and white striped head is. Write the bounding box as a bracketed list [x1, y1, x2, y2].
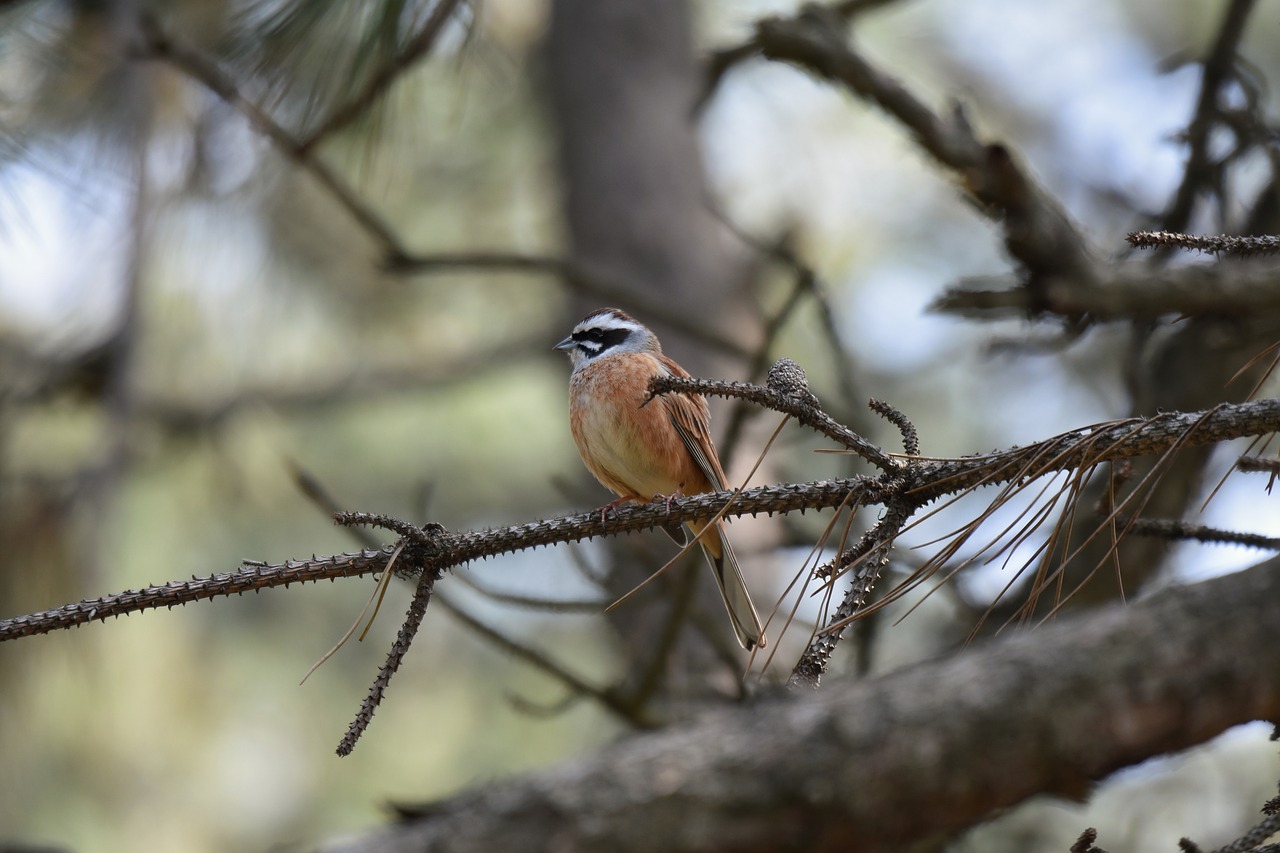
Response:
[554, 308, 660, 373]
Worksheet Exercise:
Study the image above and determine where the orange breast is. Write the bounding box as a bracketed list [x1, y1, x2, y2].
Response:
[569, 353, 711, 500]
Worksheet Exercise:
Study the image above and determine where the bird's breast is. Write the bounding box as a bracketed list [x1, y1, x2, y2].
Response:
[569, 355, 702, 499]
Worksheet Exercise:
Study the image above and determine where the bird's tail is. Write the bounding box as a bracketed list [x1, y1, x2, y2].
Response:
[691, 519, 766, 651]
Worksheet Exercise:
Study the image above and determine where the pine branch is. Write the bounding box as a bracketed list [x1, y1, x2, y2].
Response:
[4, 395, 1280, 643]
[1128, 230, 1280, 257]
[752, 6, 1096, 289]
[296, 0, 468, 154]
[135, 15, 410, 262]
[1161, 0, 1261, 234]
[6, 374, 1280, 748]
[0, 480, 878, 642]
[1113, 514, 1280, 551]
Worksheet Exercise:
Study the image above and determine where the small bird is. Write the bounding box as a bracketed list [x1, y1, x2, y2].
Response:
[555, 308, 766, 650]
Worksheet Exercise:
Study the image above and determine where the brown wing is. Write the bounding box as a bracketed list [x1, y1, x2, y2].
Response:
[655, 353, 729, 492]
[655, 355, 765, 650]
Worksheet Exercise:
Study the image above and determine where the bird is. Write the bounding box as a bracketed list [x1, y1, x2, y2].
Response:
[555, 307, 766, 650]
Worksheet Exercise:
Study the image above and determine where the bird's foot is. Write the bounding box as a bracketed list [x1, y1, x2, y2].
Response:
[598, 495, 638, 525]
[652, 487, 686, 517]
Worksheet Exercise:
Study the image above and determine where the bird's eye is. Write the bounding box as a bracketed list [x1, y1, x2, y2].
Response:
[571, 326, 629, 351]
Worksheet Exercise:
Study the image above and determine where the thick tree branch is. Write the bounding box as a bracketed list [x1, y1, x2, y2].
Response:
[321, 558, 1280, 853]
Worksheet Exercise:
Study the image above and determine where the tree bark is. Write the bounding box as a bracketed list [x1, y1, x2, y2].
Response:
[323, 558, 1280, 853]
[544, 0, 749, 343]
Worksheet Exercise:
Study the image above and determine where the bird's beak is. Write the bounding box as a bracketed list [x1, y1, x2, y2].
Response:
[553, 336, 576, 352]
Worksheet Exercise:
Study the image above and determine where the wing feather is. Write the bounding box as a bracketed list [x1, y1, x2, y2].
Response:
[654, 355, 765, 650]
[655, 354, 729, 491]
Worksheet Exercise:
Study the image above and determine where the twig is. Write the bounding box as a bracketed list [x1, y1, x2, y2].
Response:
[296, 0, 468, 154]
[1161, 0, 1261, 234]
[710, 214, 865, 461]
[1109, 515, 1280, 551]
[432, 590, 657, 730]
[698, 0, 908, 111]
[136, 15, 411, 263]
[338, 562, 439, 755]
[870, 398, 919, 456]
[790, 500, 908, 686]
[449, 572, 607, 613]
[649, 372, 898, 473]
[1128, 230, 1280, 257]
[719, 261, 816, 462]
[598, 561, 701, 715]
[1071, 827, 1107, 853]
[297, 465, 636, 731]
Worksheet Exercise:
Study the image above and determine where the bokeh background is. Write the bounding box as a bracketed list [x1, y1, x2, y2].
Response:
[2, 0, 1279, 850]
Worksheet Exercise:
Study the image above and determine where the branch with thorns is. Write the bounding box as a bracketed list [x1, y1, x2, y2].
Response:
[4, 362, 1280, 752]
[1128, 230, 1280, 257]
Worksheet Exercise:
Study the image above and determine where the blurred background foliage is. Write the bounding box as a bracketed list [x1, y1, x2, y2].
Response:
[1, 0, 1279, 851]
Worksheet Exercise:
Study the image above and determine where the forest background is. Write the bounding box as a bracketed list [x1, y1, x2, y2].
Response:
[2, 0, 1280, 851]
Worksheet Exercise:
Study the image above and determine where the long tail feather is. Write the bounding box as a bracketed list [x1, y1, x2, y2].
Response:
[695, 520, 766, 650]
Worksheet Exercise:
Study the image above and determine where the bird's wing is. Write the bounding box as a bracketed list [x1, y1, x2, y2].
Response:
[654, 355, 765, 650]
[655, 354, 729, 491]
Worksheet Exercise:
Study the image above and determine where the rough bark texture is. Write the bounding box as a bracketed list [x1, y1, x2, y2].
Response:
[323, 558, 1280, 853]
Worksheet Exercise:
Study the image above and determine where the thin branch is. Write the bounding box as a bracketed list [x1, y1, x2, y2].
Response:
[870, 398, 919, 456]
[1111, 515, 1280, 551]
[1071, 828, 1106, 853]
[753, 6, 1095, 288]
[698, 0, 908, 111]
[135, 15, 411, 263]
[295, 465, 631, 730]
[719, 251, 819, 459]
[449, 572, 607, 613]
[430, 591, 657, 730]
[607, 560, 701, 714]
[389, 250, 753, 359]
[5, 394, 1280, 645]
[932, 260, 1280, 321]
[789, 500, 909, 687]
[649, 372, 899, 473]
[132, 14, 756, 364]
[710, 213, 866, 462]
[338, 561, 439, 755]
[1162, 0, 1261, 234]
[1128, 230, 1280, 257]
[296, 0, 468, 154]
[141, 341, 538, 435]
